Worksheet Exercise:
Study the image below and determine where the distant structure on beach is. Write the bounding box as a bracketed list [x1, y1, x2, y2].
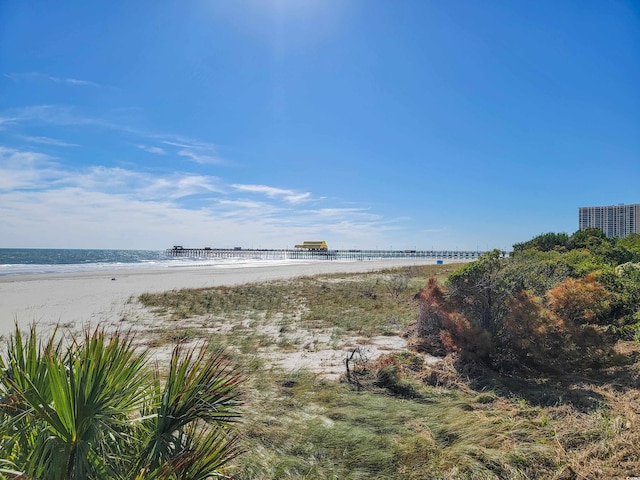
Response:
[294, 240, 329, 251]
[166, 245, 486, 261]
[579, 203, 640, 238]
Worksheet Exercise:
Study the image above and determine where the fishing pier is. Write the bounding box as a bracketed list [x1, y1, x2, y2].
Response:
[166, 246, 489, 261]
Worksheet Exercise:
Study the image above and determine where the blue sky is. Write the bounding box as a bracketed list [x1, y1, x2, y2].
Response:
[1, 1, 638, 250]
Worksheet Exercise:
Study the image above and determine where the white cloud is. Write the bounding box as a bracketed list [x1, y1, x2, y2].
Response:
[0, 105, 159, 138]
[56, 77, 99, 87]
[0, 148, 224, 201]
[66, 166, 224, 200]
[136, 144, 167, 155]
[0, 95, 409, 248]
[231, 184, 312, 204]
[0, 146, 61, 190]
[158, 138, 224, 165]
[0, 104, 92, 127]
[5, 72, 101, 87]
[214, 199, 286, 221]
[314, 207, 377, 218]
[0, 184, 400, 249]
[161, 139, 218, 150]
[0, 142, 400, 249]
[177, 149, 222, 165]
[0, 186, 316, 249]
[217, 199, 272, 210]
[21, 136, 79, 147]
[0, 116, 17, 128]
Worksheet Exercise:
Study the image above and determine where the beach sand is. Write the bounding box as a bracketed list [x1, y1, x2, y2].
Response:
[0, 259, 447, 337]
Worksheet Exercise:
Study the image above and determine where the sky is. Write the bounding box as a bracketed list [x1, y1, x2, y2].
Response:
[0, 0, 639, 251]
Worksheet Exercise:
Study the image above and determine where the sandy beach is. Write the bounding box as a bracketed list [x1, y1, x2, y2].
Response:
[0, 259, 447, 337]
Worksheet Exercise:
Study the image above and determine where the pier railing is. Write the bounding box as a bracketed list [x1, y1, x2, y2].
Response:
[165, 248, 490, 261]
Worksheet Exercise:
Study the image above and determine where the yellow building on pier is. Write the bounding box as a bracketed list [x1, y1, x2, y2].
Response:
[294, 241, 329, 251]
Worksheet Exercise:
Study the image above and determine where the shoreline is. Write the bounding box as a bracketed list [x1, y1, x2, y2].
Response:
[0, 259, 456, 336]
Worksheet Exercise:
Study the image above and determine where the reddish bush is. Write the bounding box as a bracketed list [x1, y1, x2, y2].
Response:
[415, 277, 491, 360]
[497, 291, 569, 371]
[440, 312, 491, 359]
[414, 273, 617, 374]
[414, 278, 451, 354]
[546, 274, 610, 325]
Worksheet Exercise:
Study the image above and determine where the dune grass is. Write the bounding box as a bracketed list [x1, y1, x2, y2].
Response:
[237, 369, 559, 479]
[138, 264, 455, 335]
[233, 359, 640, 479]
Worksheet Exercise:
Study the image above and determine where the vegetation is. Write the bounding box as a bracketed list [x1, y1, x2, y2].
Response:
[416, 229, 640, 374]
[0, 326, 242, 480]
[134, 252, 640, 479]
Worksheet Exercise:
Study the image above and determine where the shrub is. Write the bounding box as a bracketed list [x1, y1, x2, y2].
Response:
[497, 290, 567, 372]
[414, 277, 450, 355]
[413, 246, 618, 375]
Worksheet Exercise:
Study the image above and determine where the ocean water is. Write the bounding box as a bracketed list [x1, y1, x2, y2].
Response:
[0, 248, 300, 277]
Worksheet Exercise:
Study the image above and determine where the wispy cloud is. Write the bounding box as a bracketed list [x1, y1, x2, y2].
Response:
[231, 184, 312, 204]
[0, 104, 94, 127]
[161, 138, 218, 151]
[0, 105, 228, 168]
[137, 144, 167, 155]
[177, 149, 222, 165]
[21, 136, 79, 147]
[214, 198, 286, 221]
[315, 207, 375, 218]
[0, 105, 47, 128]
[0, 105, 168, 138]
[0, 147, 224, 200]
[0, 116, 17, 129]
[160, 138, 224, 165]
[0, 146, 61, 190]
[4, 72, 101, 87]
[66, 166, 224, 200]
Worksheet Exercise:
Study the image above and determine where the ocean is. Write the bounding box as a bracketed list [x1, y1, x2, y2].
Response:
[0, 248, 300, 277]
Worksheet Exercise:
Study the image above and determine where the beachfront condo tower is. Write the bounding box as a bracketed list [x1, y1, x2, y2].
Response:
[579, 204, 640, 238]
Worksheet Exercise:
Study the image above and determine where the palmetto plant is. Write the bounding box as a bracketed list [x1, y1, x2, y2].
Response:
[0, 325, 242, 480]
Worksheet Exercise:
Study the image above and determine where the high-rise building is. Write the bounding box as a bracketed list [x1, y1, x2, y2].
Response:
[578, 204, 640, 238]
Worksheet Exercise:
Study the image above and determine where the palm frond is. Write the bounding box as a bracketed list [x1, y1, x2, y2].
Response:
[137, 343, 242, 473]
[0, 325, 244, 480]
